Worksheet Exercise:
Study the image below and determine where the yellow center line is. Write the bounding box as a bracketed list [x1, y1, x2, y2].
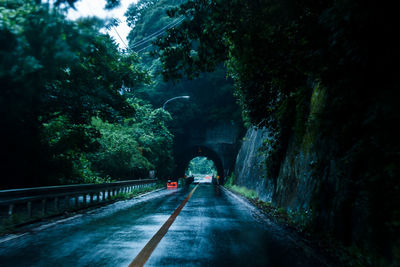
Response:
[128, 184, 199, 267]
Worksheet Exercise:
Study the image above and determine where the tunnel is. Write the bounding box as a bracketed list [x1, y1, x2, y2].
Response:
[175, 145, 225, 184]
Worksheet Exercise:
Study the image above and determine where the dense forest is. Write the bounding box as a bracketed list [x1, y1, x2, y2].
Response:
[0, 0, 175, 188]
[0, 0, 241, 188]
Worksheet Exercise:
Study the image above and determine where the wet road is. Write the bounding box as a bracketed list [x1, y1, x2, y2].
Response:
[0, 184, 329, 266]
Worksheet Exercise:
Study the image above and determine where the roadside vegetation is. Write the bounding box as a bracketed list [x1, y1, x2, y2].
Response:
[0, 0, 174, 188]
[224, 174, 258, 200]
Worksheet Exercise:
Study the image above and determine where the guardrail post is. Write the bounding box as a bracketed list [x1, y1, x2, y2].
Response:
[96, 192, 100, 202]
[27, 201, 32, 218]
[65, 196, 70, 209]
[83, 194, 87, 206]
[54, 197, 59, 212]
[41, 199, 47, 216]
[8, 204, 14, 216]
[90, 193, 93, 204]
[102, 190, 106, 201]
[75, 195, 79, 207]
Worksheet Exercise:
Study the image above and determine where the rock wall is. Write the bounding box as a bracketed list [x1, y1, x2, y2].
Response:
[234, 127, 274, 202]
[234, 89, 348, 225]
[233, 124, 362, 248]
[233, 86, 374, 256]
[234, 85, 334, 214]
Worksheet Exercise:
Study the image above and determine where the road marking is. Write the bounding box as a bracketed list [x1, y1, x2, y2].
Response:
[129, 184, 199, 267]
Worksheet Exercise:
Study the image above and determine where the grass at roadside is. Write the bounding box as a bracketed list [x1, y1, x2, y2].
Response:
[224, 173, 258, 199]
[224, 184, 258, 199]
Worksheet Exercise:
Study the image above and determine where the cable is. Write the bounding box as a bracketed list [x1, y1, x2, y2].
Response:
[112, 26, 129, 50]
[134, 17, 187, 53]
[130, 18, 184, 48]
[131, 18, 184, 53]
[130, 18, 184, 49]
[136, 43, 153, 53]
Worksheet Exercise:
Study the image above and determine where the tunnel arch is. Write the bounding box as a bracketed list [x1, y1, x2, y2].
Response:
[175, 145, 225, 184]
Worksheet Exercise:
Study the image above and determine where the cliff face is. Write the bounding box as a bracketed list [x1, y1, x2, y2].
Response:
[234, 127, 320, 210]
[234, 127, 274, 202]
[233, 85, 398, 265]
[233, 125, 367, 255]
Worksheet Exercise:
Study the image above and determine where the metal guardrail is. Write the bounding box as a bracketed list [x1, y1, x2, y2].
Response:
[0, 179, 158, 219]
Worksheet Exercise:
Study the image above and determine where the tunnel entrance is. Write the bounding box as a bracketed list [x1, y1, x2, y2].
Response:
[185, 157, 217, 183]
[175, 145, 225, 184]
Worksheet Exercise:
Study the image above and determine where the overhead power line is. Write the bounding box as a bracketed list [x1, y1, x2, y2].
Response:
[130, 18, 185, 50]
[112, 26, 129, 50]
[135, 43, 154, 53]
[111, 16, 185, 54]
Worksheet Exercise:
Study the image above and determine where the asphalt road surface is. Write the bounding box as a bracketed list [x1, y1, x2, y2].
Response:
[0, 184, 331, 267]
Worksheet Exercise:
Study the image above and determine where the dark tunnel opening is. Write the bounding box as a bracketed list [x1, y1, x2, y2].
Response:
[175, 145, 225, 184]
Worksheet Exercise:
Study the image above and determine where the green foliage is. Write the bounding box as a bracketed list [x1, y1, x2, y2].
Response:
[0, 0, 158, 187]
[41, 115, 102, 184]
[185, 156, 216, 175]
[224, 173, 236, 187]
[225, 184, 258, 200]
[90, 100, 174, 180]
[225, 173, 258, 199]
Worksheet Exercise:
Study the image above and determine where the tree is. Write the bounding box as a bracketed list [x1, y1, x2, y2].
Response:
[0, 0, 149, 187]
[89, 99, 174, 180]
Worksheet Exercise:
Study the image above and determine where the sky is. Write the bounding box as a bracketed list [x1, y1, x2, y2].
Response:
[67, 0, 137, 48]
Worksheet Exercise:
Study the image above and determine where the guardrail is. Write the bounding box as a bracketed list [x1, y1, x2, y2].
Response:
[0, 179, 158, 220]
